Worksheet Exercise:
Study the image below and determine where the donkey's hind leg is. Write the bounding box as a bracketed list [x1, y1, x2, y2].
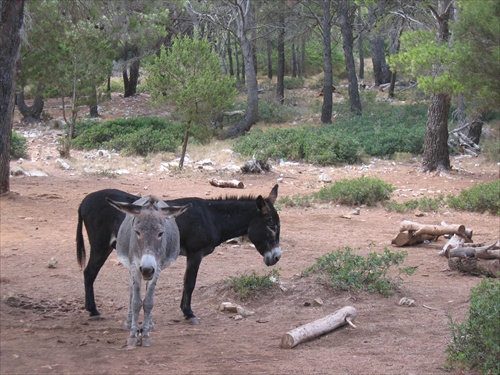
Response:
[141, 275, 159, 347]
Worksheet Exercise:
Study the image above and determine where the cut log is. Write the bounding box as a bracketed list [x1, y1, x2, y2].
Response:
[441, 222, 473, 239]
[392, 232, 436, 247]
[209, 178, 244, 189]
[281, 306, 357, 349]
[399, 220, 466, 237]
[439, 234, 466, 256]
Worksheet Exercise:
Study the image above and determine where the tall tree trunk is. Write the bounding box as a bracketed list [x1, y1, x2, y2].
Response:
[339, 0, 362, 115]
[421, 0, 454, 172]
[387, 15, 404, 98]
[291, 42, 297, 77]
[368, 2, 391, 86]
[227, 30, 234, 77]
[124, 57, 140, 98]
[320, 0, 333, 124]
[234, 37, 240, 81]
[422, 93, 451, 172]
[226, 0, 258, 138]
[276, 5, 285, 104]
[16, 84, 44, 123]
[0, 0, 25, 195]
[357, 6, 364, 81]
[266, 38, 272, 80]
[89, 85, 99, 118]
[300, 36, 306, 77]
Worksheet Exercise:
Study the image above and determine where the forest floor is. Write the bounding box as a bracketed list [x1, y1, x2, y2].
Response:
[1, 90, 499, 375]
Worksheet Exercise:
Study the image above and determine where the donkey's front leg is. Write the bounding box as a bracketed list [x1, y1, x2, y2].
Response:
[127, 270, 142, 347]
[141, 274, 159, 347]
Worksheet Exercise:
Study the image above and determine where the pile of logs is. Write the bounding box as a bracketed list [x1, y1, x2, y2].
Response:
[391, 220, 499, 278]
[391, 220, 472, 247]
[444, 240, 500, 278]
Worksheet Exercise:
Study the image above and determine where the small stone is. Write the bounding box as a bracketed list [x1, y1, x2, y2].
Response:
[398, 297, 416, 307]
[47, 257, 58, 269]
[312, 298, 324, 306]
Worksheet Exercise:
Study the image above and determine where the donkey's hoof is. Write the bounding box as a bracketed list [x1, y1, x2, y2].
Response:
[127, 337, 138, 347]
[89, 315, 103, 321]
[142, 337, 152, 347]
[188, 317, 200, 325]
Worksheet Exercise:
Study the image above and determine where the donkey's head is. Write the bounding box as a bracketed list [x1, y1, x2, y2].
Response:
[248, 184, 281, 266]
[106, 196, 190, 280]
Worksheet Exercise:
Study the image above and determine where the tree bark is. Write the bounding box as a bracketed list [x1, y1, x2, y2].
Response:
[0, 0, 25, 195]
[320, 0, 333, 124]
[357, 6, 364, 81]
[422, 93, 451, 172]
[339, 0, 362, 115]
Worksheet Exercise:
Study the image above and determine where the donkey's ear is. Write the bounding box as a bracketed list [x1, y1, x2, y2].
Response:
[106, 197, 142, 215]
[256, 195, 270, 215]
[160, 203, 192, 218]
[267, 184, 278, 204]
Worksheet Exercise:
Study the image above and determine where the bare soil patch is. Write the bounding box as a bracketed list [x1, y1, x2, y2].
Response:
[1, 94, 498, 375]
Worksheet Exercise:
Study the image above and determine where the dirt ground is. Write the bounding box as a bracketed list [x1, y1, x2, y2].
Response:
[1, 94, 499, 375]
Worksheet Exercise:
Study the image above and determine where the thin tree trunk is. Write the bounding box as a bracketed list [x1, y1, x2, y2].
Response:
[291, 42, 297, 77]
[276, 5, 285, 104]
[0, 0, 25, 195]
[228, 30, 234, 77]
[266, 38, 272, 80]
[89, 85, 99, 118]
[339, 0, 362, 115]
[226, 0, 259, 138]
[320, 0, 333, 124]
[357, 6, 364, 81]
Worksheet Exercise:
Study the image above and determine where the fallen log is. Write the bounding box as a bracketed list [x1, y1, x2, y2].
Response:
[392, 232, 436, 247]
[399, 220, 466, 237]
[446, 241, 500, 260]
[281, 306, 357, 349]
[209, 178, 244, 189]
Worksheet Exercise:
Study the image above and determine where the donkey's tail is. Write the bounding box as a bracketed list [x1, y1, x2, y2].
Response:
[76, 206, 86, 269]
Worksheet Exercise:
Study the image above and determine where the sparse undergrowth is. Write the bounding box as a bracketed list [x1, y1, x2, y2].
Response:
[224, 269, 281, 300]
[303, 247, 416, 297]
[446, 279, 500, 375]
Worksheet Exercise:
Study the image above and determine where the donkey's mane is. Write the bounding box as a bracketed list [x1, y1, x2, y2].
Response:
[210, 194, 259, 202]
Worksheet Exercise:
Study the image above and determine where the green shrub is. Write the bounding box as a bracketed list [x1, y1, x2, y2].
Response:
[10, 131, 29, 159]
[447, 180, 500, 215]
[385, 195, 445, 213]
[224, 269, 281, 300]
[72, 117, 184, 155]
[446, 279, 500, 375]
[313, 176, 394, 206]
[304, 247, 416, 296]
[283, 76, 304, 90]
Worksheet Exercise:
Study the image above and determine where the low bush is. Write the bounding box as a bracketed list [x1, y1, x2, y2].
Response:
[72, 117, 184, 156]
[234, 102, 427, 165]
[313, 176, 394, 206]
[304, 247, 416, 296]
[224, 269, 281, 300]
[446, 279, 500, 375]
[447, 180, 500, 215]
[10, 131, 29, 159]
[385, 195, 445, 213]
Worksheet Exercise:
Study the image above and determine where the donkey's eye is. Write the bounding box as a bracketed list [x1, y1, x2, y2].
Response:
[158, 232, 164, 238]
[135, 230, 141, 237]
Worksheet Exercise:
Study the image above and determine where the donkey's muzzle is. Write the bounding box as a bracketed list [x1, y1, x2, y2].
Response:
[140, 266, 155, 280]
[264, 247, 282, 266]
[140, 254, 157, 280]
